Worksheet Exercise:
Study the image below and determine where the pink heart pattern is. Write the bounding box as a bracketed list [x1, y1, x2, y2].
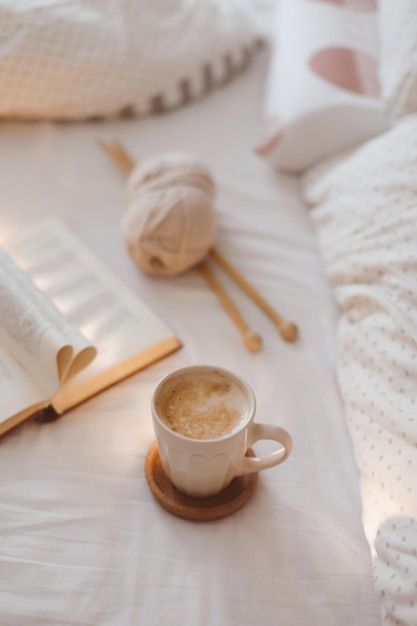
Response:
[309, 47, 380, 98]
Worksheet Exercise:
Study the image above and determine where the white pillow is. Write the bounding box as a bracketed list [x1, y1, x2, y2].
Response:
[255, 0, 389, 173]
[302, 115, 417, 626]
[0, 0, 257, 121]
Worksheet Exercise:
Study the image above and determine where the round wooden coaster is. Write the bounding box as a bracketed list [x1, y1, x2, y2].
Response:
[145, 442, 258, 522]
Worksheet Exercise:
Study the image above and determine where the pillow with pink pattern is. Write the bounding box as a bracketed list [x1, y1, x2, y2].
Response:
[255, 0, 389, 173]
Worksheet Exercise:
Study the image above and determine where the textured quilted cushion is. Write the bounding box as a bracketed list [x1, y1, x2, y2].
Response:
[0, 0, 257, 121]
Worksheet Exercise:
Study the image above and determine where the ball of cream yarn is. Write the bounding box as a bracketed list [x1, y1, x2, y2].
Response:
[122, 152, 217, 276]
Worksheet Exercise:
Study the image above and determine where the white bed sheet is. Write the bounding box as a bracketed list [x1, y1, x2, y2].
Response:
[0, 49, 382, 626]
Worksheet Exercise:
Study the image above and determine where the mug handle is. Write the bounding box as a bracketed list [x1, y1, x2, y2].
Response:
[236, 423, 293, 475]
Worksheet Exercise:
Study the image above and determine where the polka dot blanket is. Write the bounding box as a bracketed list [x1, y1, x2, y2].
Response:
[302, 114, 417, 626]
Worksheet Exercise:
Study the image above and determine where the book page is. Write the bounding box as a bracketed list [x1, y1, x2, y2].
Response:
[0, 246, 97, 399]
[0, 344, 45, 431]
[7, 219, 181, 411]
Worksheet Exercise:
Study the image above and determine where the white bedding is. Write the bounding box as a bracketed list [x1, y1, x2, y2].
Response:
[0, 0, 257, 120]
[0, 49, 382, 625]
[303, 115, 417, 626]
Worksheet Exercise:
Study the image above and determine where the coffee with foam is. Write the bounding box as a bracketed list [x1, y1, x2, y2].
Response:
[156, 369, 249, 440]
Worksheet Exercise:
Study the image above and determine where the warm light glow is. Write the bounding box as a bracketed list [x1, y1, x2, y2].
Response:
[0, 216, 23, 246]
[362, 479, 417, 555]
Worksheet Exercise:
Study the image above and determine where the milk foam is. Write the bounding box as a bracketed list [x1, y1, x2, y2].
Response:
[157, 371, 249, 440]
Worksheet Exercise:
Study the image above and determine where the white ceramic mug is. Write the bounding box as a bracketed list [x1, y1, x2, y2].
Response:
[151, 365, 293, 498]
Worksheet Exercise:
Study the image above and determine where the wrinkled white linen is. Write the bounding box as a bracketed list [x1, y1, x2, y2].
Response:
[303, 115, 417, 626]
[0, 50, 381, 626]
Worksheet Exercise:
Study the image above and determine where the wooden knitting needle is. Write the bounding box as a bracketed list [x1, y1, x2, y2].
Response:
[97, 139, 263, 352]
[210, 248, 298, 342]
[97, 139, 135, 175]
[199, 261, 262, 353]
[98, 139, 297, 342]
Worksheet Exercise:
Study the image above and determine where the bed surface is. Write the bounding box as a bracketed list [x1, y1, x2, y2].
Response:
[0, 49, 382, 625]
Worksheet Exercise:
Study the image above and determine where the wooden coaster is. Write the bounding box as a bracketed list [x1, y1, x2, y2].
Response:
[145, 442, 258, 522]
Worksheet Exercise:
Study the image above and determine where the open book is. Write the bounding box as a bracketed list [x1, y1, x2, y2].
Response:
[0, 218, 181, 437]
